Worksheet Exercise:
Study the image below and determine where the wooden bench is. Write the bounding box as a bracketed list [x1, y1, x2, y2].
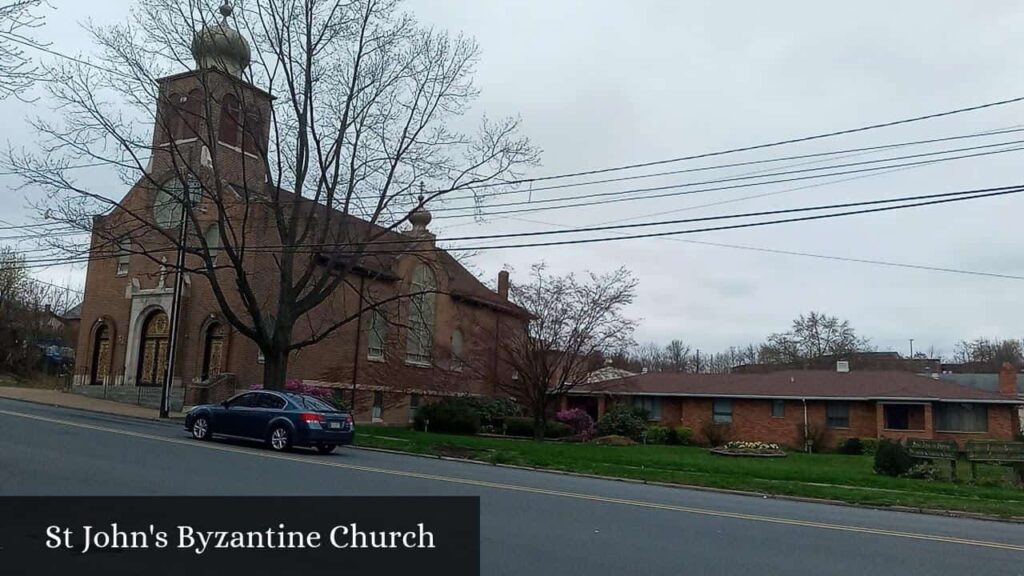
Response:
[906, 439, 959, 479]
[965, 441, 1024, 482]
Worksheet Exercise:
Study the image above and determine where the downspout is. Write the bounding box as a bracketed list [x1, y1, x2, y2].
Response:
[350, 275, 366, 411]
[802, 398, 810, 453]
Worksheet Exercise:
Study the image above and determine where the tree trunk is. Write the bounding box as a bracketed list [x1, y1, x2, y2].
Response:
[262, 345, 289, 391]
[532, 397, 548, 441]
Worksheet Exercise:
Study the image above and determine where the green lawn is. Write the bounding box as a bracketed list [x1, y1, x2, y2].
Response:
[355, 427, 1024, 518]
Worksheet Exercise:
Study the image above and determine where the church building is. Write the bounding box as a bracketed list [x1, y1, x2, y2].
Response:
[71, 4, 528, 423]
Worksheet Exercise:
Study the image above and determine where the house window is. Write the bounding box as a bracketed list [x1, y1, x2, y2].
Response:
[405, 265, 435, 365]
[935, 403, 988, 433]
[115, 238, 130, 276]
[712, 398, 732, 424]
[632, 396, 662, 420]
[372, 391, 383, 421]
[409, 393, 420, 422]
[367, 310, 386, 360]
[826, 401, 850, 428]
[883, 404, 925, 431]
[771, 399, 785, 418]
[450, 329, 464, 372]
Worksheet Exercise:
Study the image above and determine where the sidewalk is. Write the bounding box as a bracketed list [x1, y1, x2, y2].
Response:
[0, 386, 186, 421]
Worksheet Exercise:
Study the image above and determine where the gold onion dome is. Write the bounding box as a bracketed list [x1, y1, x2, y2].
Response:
[191, 1, 251, 77]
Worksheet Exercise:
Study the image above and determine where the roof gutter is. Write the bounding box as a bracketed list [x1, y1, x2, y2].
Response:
[563, 391, 1021, 404]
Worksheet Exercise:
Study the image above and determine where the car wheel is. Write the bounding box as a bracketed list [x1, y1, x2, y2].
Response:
[316, 443, 336, 455]
[191, 416, 211, 441]
[268, 426, 292, 452]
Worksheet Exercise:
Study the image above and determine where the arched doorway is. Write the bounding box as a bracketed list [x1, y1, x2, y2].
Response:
[201, 322, 225, 380]
[137, 310, 169, 386]
[90, 324, 111, 385]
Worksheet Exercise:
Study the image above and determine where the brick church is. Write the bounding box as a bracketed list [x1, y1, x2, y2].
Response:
[72, 4, 529, 423]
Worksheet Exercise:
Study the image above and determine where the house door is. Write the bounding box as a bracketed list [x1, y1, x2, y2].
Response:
[137, 310, 170, 386]
[201, 322, 225, 380]
[90, 324, 111, 385]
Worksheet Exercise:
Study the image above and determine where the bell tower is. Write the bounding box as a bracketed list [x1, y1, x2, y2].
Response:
[150, 1, 272, 187]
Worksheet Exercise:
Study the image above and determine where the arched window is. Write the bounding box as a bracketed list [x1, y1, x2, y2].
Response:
[164, 92, 183, 142]
[405, 265, 435, 364]
[242, 107, 263, 154]
[90, 323, 112, 385]
[201, 322, 225, 380]
[137, 310, 170, 386]
[182, 89, 204, 139]
[367, 309, 386, 360]
[218, 93, 242, 147]
[450, 329, 464, 372]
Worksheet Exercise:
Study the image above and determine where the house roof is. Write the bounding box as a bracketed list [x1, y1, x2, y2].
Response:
[569, 370, 1020, 403]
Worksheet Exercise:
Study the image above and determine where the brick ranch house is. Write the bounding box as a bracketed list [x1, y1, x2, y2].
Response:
[72, 13, 529, 424]
[563, 366, 1023, 447]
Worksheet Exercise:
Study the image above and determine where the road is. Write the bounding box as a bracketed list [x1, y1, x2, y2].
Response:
[1, 397, 1022, 575]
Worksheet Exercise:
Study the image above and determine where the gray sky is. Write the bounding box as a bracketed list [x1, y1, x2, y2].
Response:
[4, 0, 1024, 359]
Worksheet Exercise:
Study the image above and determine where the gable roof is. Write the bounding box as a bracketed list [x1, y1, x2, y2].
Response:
[570, 370, 1020, 403]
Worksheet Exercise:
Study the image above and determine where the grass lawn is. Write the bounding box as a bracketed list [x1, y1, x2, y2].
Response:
[356, 427, 1024, 518]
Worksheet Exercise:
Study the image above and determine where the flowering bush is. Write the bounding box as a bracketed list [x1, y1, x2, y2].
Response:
[555, 408, 595, 439]
[722, 441, 783, 454]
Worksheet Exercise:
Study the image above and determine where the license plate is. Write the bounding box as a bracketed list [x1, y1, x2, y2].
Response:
[329, 422, 341, 429]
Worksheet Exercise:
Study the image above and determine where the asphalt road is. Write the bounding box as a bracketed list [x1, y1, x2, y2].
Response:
[1, 397, 1023, 575]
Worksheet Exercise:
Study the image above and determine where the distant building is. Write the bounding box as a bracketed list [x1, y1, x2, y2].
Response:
[733, 351, 941, 375]
[563, 363, 1021, 447]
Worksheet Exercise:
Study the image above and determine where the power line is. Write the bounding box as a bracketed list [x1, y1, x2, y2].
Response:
[422, 94, 1024, 194]
[430, 138, 1024, 215]
[433, 144, 1024, 220]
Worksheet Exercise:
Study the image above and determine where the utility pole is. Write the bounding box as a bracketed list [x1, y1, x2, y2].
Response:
[160, 179, 193, 419]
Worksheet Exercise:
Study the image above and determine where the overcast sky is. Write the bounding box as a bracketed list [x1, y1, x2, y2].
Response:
[4, 0, 1024, 359]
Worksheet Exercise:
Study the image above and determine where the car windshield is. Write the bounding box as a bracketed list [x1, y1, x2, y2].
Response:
[289, 394, 340, 412]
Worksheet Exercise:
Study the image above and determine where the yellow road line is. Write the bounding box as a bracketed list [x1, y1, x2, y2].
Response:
[3, 408, 1023, 553]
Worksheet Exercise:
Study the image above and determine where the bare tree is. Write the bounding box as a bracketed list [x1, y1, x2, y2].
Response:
[499, 263, 637, 439]
[664, 339, 691, 372]
[0, 0, 44, 99]
[759, 311, 870, 364]
[0, 247, 80, 374]
[8, 0, 536, 390]
[953, 338, 1023, 371]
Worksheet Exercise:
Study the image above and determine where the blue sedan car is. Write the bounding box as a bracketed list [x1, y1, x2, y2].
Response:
[184, 391, 354, 454]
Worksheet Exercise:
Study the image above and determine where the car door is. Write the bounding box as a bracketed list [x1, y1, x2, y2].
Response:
[219, 393, 258, 436]
[249, 393, 287, 438]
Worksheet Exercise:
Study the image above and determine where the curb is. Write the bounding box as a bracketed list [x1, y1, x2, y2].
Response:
[0, 394, 186, 426]
[350, 444, 1024, 524]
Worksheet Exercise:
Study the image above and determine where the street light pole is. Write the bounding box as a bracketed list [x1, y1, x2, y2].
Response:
[160, 182, 192, 419]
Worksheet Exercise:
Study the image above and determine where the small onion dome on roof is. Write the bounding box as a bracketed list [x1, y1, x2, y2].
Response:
[191, 1, 251, 77]
[409, 194, 433, 236]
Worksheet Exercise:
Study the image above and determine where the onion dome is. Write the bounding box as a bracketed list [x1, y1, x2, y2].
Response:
[191, 2, 251, 77]
[409, 194, 433, 236]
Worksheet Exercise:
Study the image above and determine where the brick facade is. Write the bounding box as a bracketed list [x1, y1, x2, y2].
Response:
[580, 395, 1020, 448]
[72, 66, 526, 424]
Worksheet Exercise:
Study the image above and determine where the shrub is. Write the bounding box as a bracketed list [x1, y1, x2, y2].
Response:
[645, 425, 669, 444]
[555, 408, 595, 439]
[596, 405, 648, 441]
[837, 437, 864, 455]
[860, 438, 879, 455]
[668, 426, 694, 445]
[502, 416, 573, 438]
[474, 397, 522, 425]
[874, 439, 914, 477]
[700, 421, 732, 447]
[795, 423, 827, 452]
[413, 398, 480, 435]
